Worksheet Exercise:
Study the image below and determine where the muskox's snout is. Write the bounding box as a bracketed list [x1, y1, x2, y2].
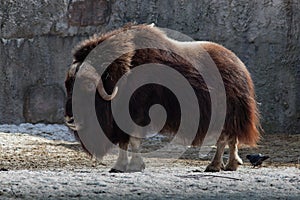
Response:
[65, 115, 74, 124]
[65, 116, 77, 131]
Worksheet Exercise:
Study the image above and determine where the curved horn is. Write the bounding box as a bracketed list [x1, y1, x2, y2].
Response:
[97, 79, 118, 101]
[79, 62, 118, 101]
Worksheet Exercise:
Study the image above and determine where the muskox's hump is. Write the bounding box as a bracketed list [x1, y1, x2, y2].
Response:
[72, 23, 154, 63]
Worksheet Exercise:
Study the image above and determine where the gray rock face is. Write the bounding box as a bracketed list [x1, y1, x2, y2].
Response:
[0, 0, 299, 134]
[24, 85, 65, 123]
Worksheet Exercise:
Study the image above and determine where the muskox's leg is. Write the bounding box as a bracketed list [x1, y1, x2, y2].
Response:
[225, 136, 243, 171]
[204, 134, 227, 172]
[127, 137, 145, 172]
[109, 142, 129, 173]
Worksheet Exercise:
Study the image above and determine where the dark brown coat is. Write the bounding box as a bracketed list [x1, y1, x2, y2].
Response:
[65, 24, 260, 165]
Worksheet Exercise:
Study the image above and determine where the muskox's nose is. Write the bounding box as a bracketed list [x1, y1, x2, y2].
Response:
[65, 116, 74, 124]
[65, 116, 77, 131]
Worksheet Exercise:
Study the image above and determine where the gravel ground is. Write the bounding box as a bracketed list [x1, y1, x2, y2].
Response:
[0, 124, 299, 199]
[1, 166, 299, 199]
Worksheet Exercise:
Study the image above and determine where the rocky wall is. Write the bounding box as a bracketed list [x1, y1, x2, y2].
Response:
[0, 0, 299, 133]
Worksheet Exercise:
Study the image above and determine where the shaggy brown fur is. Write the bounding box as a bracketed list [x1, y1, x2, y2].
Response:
[65, 23, 260, 172]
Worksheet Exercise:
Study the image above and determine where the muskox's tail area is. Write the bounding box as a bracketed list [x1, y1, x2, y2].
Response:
[231, 95, 261, 147]
[201, 42, 261, 147]
[242, 96, 261, 147]
[227, 58, 261, 147]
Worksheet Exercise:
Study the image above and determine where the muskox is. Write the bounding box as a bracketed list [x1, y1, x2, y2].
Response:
[65, 23, 260, 172]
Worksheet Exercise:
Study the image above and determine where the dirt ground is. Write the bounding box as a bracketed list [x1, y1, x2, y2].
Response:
[0, 132, 299, 171]
[0, 127, 299, 199]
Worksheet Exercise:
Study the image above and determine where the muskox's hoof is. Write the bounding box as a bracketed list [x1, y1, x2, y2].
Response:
[224, 164, 238, 171]
[109, 168, 125, 173]
[204, 164, 221, 173]
[221, 162, 225, 170]
[225, 159, 243, 171]
[126, 158, 145, 172]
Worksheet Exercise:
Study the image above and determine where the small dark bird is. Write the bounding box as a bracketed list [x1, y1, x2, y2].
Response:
[246, 154, 270, 167]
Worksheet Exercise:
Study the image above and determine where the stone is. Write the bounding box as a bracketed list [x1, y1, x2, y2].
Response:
[0, 0, 299, 134]
[23, 85, 65, 123]
[68, 0, 110, 27]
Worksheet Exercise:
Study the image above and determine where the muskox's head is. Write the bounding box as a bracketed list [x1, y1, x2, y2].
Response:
[64, 60, 119, 132]
[64, 24, 145, 133]
[64, 35, 135, 134]
[64, 23, 170, 143]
